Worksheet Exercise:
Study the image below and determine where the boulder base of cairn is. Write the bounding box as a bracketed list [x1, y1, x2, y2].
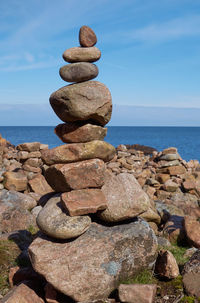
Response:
[36, 194, 91, 239]
[29, 218, 158, 302]
[59, 62, 98, 83]
[41, 140, 115, 165]
[63, 46, 101, 63]
[49, 81, 112, 126]
[55, 122, 107, 143]
[45, 159, 106, 192]
[98, 171, 153, 222]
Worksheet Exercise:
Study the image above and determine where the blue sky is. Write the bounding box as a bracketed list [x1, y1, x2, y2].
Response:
[0, 0, 200, 125]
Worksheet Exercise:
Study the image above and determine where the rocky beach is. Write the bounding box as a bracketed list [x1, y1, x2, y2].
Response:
[0, 26, 200, 303]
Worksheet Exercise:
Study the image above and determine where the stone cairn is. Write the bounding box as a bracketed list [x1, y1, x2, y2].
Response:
[37, 25, 116, 239]
[28, 26, 158, 303]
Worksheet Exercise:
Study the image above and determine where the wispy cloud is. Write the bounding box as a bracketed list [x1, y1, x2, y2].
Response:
[126, 14, 200, 43]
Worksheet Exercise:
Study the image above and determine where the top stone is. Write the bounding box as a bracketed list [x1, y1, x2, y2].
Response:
[79, 25, 97, 47]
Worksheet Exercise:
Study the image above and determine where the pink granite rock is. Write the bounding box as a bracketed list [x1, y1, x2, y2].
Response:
[118, 284, 157, 303]
[61, 188, 107, 216]
[29, 219, 158, 302]
[45, 159, 105, 192]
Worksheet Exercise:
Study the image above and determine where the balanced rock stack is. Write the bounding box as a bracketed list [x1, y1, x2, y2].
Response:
[28, 26, 158, 302]
[37, 26, 116, 239]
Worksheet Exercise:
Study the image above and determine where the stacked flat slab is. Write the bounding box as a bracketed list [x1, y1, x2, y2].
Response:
[38, 26, 115, 240]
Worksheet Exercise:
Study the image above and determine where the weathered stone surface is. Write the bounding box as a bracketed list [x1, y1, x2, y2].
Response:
[164, 165, 186, 175]
[55, 122, 107, 143]
[59, 62, 98, 83]
[16, 142, 40, 152]
[163, 179, 179, 192]
[61, 189, 107, 216]
[0, 189, 37, 210]
[23, 164, 42, 174]
[24, 157, 41, 168]
[3, 171, 27, 191]
[162, 147, 178, 155]
[79, 25, 97, 47]
[29, 218, 158, 302]
[1, 283, 44, 303]
[98, 172, 152, 222]
[155, 250, 179, 279]
[0, 191, 36, 233]
[183, 216, 200, 248]
[29, 174, 54, 195]
[159, 153, 180, 161]
[45, 159, 105, 192]
[36, 194, 91, 239]
[182, 250, 200, 298]
[118, 284, 157, 303]
[63, 46, 101, 63]
[41, 140, 115, 165]
[49, 81, 112, 126]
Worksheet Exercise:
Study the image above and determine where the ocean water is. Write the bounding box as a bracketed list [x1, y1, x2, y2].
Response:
[0, 126, 200, 162]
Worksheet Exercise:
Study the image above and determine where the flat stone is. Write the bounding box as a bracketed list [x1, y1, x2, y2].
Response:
[118, 284, 157, 303]
[63, 46, 101, 63]
[183, 216, 200, 248]
[155, 249, 179, 279]
[162, 147, 178, 155]
[36, 194, 91, 239]
[182, 250, 200, 297]
[79, 25, 97, 47]
[41, 140, 115, 165]
[59, 62, 98, 83]
[55, 122, 107, 143]
[61, 189, 107, 216]
[159, 153, 180, 161]
[0, 283, 44, 303]
[29, 218, 158, 302]
[45, 159, 105, 192]
[98, 171, 152, 222]
[29, 174, 54, 196]
[49, 81, 112, 126]
[162, 165, 186, 175]
[16, 142, 40, 152]
[3, 171, 27, 191]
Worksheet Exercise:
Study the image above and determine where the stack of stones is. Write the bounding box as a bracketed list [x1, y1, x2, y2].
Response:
[37, 25, 116, 240]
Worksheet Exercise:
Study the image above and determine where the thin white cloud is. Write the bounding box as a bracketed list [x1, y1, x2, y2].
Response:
[126, 14, 200, 42]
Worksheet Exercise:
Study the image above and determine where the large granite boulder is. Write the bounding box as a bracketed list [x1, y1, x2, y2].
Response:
[98, 172, 153, 222]
[41, 140, 115, 165]
[36, 194, 91, 239]
[49, 81, 112, 126]
[29, 218, 158, 302]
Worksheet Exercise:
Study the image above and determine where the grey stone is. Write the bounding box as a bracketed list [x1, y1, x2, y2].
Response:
[59, 62, 98, 83]
[36, 194, 91, 239]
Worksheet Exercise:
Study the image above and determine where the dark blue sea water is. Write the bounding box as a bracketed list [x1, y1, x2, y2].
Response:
[0, 126, 200, 162]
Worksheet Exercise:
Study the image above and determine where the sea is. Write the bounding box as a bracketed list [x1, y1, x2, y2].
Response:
[0, 126, 200, 162]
